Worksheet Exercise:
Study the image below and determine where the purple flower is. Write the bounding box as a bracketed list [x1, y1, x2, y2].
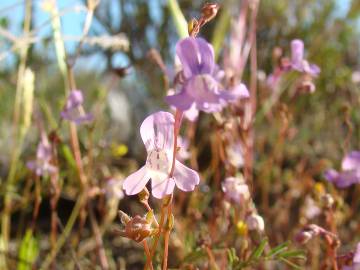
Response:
[343, 243, 360, 270]
[168, 88, 199, 122]
[123, 111, 200, 199]
[303, 196, 321, 219]
[165, 37, 249, 113]
[226, 141, 244, 168]
[291, 39, 320, 76]
[267, 40, 320, 90]
[27, 134, 57, 176]
[324, 151, 360, 188]
[221, 176, 250, 204]
[61, 90, 93, 124]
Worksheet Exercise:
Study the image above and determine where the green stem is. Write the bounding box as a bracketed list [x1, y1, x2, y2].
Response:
[1, 2, 32, 263]
[167, 0, 188, 38]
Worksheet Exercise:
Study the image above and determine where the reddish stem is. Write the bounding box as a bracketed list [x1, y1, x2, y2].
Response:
[143, 240, 154, 270]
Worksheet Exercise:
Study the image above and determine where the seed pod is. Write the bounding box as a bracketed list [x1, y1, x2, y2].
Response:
[201, 3, 220, 23]
[124, 215, 152, 243]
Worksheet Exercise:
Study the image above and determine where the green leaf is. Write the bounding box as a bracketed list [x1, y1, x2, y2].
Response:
[17, 229, 39, 270]
[61, 144, 76, 169]
[167, 0, 188, 38]
[227, 247, 239, 265]
[278, 250, 307, 260]
[267, 241, 289, 258]
[278, 257, 303, 270]
[248, 238, 268, 261]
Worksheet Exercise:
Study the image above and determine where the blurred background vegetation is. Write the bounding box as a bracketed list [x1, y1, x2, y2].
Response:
[0, 0, 360, 269]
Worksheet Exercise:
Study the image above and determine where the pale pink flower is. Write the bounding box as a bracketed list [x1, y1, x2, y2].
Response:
[221, 176, 250, 204]
[123, 111, 200, 199]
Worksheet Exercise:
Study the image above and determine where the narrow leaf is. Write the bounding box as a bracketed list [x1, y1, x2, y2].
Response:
[267, 241, 289, 258]
[17, 229, 39, 270]
[279, 257, 303, 270]
[168, 0, 188, 38]
[248, 238, 268, 261]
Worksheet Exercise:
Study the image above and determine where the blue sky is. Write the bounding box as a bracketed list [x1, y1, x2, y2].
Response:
[0, 0, 356, 71]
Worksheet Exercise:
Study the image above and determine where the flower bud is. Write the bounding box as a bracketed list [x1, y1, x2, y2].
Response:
[297, 79, 315, 94]
[118, 210, 131, 225]
[246, 214, 265, 232]
[188, 19, 197, 35]
[201, 3, 219, 23]
[295, 231, 313, 244]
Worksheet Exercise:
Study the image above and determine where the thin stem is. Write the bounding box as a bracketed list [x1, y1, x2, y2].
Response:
[160, 109, 182, 270]
[162, 202, 173, 270]
[205, 245, 219, 270]
[162, 230, 170, 270]
[243, 0, 259, 188]
[143, 240, 154, 270]
[146, 205, 167, 268]
[88, 204, 109, 270]
[30, 175, 42, 231]
[169, 110, 183, 177]
[1, 0, 32, 265]
[39, 193, 87, 270]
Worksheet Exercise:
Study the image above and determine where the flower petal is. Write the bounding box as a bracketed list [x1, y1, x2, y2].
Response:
[123, 166, 150, 195]
[151, 177, 175, 199]
[176, 38, 201, 78]
[165, 91, 194, 112]
[185, 75, 222, 104]
[335, 171, 359, 188]
[67, 90, 84, 108]
[291, 39, 304, 67]
[230, 83, 250, 99]
[140, 111, 175, 152]
[342, 151, 360, 172]
[325, 169, 359, 188]
[354, 243, 360, 263]
[173, 160, 200, 192]
[324, 169, 339, 183]
[196, 37, 215, 74]
[307, 64, 320, 76]
[183, 104, 199, 122]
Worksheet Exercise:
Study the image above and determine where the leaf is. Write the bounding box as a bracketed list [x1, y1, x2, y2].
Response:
[17, 229, 39, 270]
[61, 145, 76, 169]
[167, 0, 188, 38]
[267, 241, 289, 258]
[278, 250, 307, 261]
[278, 257, 303, 270]
[227, 247, 239, 265]
[248, 238, 268, 261]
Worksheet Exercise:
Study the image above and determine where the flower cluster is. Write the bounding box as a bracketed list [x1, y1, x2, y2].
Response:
[123, 36, 249, 200]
